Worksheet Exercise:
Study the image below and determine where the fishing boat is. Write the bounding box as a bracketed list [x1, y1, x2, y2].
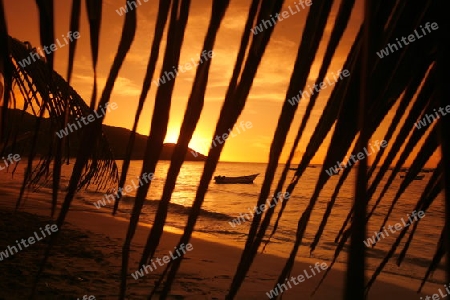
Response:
[399, 174, 425, 180]
[214, 173, 259, 184]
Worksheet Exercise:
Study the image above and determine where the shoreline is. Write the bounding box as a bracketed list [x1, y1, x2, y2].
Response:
[0, 185, 444, 299]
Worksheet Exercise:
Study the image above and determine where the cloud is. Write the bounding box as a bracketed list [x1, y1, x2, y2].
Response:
[73, 74, 142, 96]
[251, 135, 273, 149]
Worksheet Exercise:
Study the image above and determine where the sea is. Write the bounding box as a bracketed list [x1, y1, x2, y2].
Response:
[2, 160, 446, 287]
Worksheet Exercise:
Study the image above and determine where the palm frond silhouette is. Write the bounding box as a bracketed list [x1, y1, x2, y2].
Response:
[0, 0, 448, 299]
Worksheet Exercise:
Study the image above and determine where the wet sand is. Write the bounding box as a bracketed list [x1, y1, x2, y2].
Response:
[0, 183, 444, 299]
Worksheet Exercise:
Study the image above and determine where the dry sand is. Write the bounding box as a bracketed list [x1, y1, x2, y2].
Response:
[0, 184, 444, 299]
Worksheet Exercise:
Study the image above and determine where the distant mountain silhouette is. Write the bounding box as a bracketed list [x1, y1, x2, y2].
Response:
[3, 109, 207, 161]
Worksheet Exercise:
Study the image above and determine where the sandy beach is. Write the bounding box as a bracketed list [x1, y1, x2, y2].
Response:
[2, 0, 447, 297]
[0, 182, 444, 300]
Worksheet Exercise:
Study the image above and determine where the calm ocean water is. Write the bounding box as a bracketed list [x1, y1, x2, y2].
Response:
[3, 160, 446, 285]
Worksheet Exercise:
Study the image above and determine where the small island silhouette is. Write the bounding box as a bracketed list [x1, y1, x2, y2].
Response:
[3, 109, 206, 161]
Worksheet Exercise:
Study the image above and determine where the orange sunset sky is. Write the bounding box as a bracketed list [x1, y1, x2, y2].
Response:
[3, 0, 440, 166]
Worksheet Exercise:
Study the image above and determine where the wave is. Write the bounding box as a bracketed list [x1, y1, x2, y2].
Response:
[82, 196, 234, 222]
